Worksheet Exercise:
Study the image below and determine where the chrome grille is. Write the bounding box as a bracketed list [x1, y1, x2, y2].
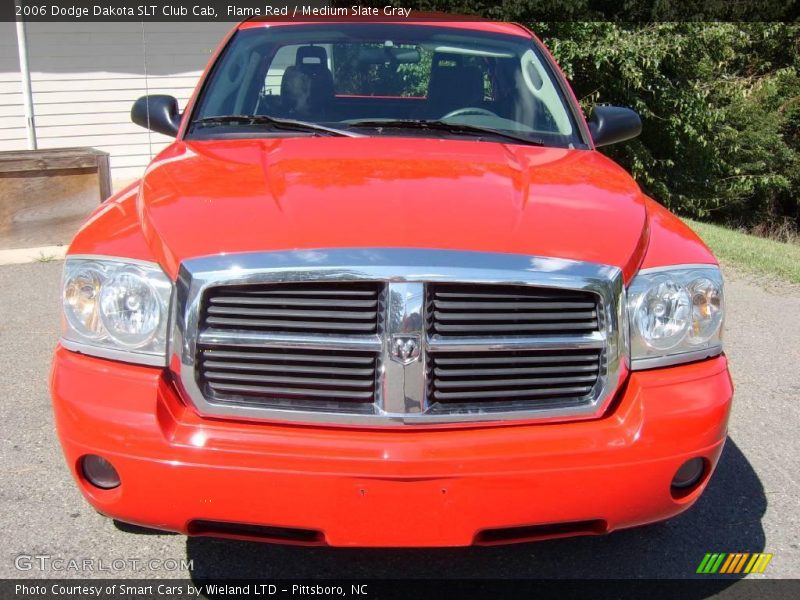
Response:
[175, 249, 624, 425]
[426, 283, 603, 411]
[201, 282, 382, 334]
[428, 349, 602, 406]
[196, 281, 383, 412]
[428, 283, 599, 336]
[198, 345, 378, 411]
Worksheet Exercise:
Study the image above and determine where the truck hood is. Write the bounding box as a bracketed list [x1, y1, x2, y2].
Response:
[139, 137, 648, 279]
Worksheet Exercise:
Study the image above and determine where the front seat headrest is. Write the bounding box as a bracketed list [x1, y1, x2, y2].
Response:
[296, 45, 329, 69]
[280, 46, 335, 117]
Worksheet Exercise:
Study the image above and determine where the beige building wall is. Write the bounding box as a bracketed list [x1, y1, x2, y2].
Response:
[0, 22, 26, 149]
[0, 21, 231, 187]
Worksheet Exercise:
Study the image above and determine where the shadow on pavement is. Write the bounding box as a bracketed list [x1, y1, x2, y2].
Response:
[183, 438, 764, 586]
[113, 520, 179, 536]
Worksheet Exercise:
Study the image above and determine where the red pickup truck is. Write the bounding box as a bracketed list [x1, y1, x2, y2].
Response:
[50, 18, 731, 547]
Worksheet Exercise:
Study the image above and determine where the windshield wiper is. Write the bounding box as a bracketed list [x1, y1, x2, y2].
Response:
[348, 119, 545, 146]
[192, 115, 361, 138]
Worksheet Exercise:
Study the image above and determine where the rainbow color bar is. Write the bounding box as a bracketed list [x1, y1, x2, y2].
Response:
[697, 553, 773, 574]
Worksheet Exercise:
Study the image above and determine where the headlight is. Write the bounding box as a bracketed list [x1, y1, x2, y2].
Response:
[61, 257, 173, 365]
[627, 265, 724, 369]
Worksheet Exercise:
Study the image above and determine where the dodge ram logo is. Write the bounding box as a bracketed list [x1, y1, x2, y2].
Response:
[390, 335, 421, 364]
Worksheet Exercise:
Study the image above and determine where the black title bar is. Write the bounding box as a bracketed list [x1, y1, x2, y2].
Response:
[2, 0, 799, 22]
[3, 579, 800, 600]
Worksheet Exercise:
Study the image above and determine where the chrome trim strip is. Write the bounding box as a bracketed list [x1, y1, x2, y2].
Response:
[64, 254, 166, 269]
[172, 248, 625, 426]
[382, 282, 426, 414]
[60, 338, 168, 367]
[427, 333, 606, 353]
[631, 345, 723, 370]
[635, 263, 719, 275]
[197, 330, 383, 352]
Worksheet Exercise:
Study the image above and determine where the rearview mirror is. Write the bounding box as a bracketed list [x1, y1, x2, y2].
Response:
[131, 95, 181, 137]
[358, 46, 421, 65]
[588, 105, 642, 147]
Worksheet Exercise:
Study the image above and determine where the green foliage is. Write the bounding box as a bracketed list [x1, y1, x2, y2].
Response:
[536, 22, 800, 230]
[332, 44, 433, 96]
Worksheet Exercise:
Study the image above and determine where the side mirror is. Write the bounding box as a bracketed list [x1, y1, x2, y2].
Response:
[587, 105, 642, 147]
[131, 95, 181, 137]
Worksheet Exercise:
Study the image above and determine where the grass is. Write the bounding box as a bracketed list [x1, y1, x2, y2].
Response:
[33, 252, 57, 263]
[685, 218, 800, 284]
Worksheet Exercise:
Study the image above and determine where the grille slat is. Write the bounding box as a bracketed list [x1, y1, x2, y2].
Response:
[434, 364, 599, 377]
[428, 283, 600, 338]
[434, 300, 595, 310]
[198, 345, 378, 406]
[435, 385, 594, 401]
[426, 280, 604, 411]
[204, 371, 376, 389]
[208, 382, 375, 400]
[434, 353, 598, 366]
[434, 290, 590, 300]
[207, 306, 378, 320]
[435, 374, 598, 389]
[202, 282, 382, 335]
[210, 296, 379, 308]
[204, 360, 375, 376]
[202, 349, 375, 365]
[434, 310, 597, 321]
[196, 281, 383, 410]
[428, 344, 602, 407]
[219, 289, 378, 297]
[205, 317, 379, 332]
[434, 321, 599, 333]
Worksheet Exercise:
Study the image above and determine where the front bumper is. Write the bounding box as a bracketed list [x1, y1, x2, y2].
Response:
[50, 345, 732, 547]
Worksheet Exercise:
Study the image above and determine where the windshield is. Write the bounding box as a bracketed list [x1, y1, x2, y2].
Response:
[188, 23, 585, 148]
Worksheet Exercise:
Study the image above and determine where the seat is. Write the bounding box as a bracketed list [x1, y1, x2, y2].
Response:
[426, 54, 485, 117]
[279, 45, 335, 118]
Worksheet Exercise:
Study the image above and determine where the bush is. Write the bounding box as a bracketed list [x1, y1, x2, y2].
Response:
[536, 22, 800, 230]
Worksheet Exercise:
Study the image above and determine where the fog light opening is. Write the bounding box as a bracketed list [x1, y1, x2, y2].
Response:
[80, 455, 121, 490]
[671, 457, 707, 498]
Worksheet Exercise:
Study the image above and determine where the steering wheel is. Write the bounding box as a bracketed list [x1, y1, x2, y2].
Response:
[441, 107, 500, 120]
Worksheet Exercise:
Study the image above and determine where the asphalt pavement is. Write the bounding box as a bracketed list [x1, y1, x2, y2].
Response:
[1, 260, 798, 581]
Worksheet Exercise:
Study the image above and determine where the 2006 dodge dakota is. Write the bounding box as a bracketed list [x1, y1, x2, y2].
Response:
[50, 18, 732, 547]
